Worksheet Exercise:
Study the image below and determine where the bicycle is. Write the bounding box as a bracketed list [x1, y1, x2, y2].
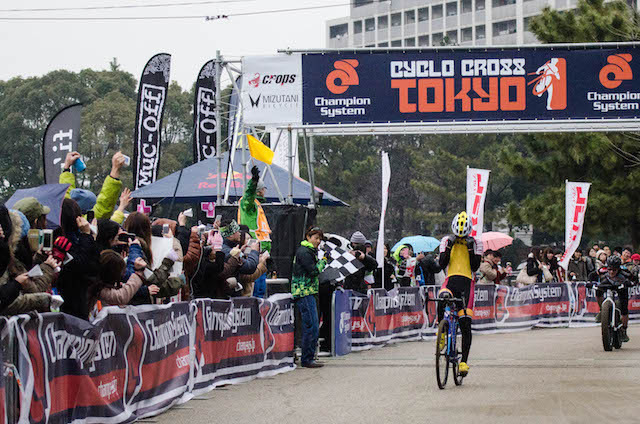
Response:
[589, 277, 627, 351]
[433, 294, 467, 389]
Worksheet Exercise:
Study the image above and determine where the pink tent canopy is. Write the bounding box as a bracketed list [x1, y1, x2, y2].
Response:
[481, 232, 513, 252]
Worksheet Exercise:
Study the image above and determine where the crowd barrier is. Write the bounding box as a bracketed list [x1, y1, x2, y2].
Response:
[332, 282, 640, 354]
[0, 294, 295, 424]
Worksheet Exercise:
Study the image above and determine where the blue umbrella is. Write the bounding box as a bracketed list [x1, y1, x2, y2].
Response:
[5, 184, 70, 229]
[392, 236, 441, 254]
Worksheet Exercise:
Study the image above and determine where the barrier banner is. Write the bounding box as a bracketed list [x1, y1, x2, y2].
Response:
[332, 289, 352, 357]
[9, 295, 294, 424]
[42, 104, 82, 184]
[349, 291, 371, 351]
[301, 46, 640, 126]
[133, 53, 171, 190]
[193, 60, 218, 163]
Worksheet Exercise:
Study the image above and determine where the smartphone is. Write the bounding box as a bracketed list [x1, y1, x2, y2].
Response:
[42, 229, 53, 251]
[86, 210, 95, 222]
[117, 232, 136, 242]
[123, 155, 131, 166]
[162, 224, 170, 235]
[248, 238, 258, 246]
[215, 214, 222, 225]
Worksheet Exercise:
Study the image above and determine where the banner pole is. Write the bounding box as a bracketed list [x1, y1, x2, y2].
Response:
[288, 127, 293, 205]
[215, 50, 223, 205]
[302, 129, 315, 209]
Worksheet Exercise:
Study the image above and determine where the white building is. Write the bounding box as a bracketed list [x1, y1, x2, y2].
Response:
[326, 0, 631, 49]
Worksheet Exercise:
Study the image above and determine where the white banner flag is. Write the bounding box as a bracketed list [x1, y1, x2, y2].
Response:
[242, 54, 302, 125]
[466, 167, 491, 241]
[376, 152, 391, 269]
[559, 181, 591, 270]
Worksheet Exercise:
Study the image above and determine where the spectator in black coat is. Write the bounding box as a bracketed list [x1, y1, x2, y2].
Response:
[374, 243, 396, 291]
[344, 231, 378, 294]
[415, 251, 442, 286]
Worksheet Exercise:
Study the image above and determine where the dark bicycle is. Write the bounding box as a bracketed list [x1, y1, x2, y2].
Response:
[588, 277, 626, 351]
[433, 293, 467, 389]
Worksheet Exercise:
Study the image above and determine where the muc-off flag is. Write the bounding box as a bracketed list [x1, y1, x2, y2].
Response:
[559, 182, 591, 269]
[43, 104, 82, 184]
[466, 167, 490, 249]
[193, 60, 217, 163]
[134, 53, 171, 190]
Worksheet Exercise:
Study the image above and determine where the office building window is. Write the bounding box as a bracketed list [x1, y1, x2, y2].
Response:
[391, 39, 402, 46]
[405, 37, 416, 46]
[365, 18, 375, 31]
[365, 44, 375, 47]
[446, 30, 458, 43]
[476, 24, 486, 39]
[493, 19, 517, 35]
[378, 15, 388, 29]
[524, 16, 536, 31]
[433, 4, 443, 19]
[418, 7, 429, 21]
[405, 10, 416, 24]
[493, 0, 516, 6]
[462, 27, 473, 41]
[354, 20, 363, 34]
[391, 12, 402, 26]
[432, 32, 444, 45]
[418, 35, 430, 46]
[462, 0, 473, 13]
[378, 42, 389, 47]
[354, 0, 370, 7]
[446, 2, 458, 16]
[330, 24, 348, 39]
[476, 0, 486, 10]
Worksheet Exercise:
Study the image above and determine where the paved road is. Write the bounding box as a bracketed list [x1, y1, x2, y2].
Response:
[151, 326, 640, 424]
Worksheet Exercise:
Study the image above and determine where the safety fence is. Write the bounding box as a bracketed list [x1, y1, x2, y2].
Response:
[0, 294, 295, 424]
[332, 282, 640, 354]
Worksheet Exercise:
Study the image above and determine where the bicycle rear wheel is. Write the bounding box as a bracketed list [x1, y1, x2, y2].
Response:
[435, 320, 449, 389]
[452, 325, 464, 386]
[601, 301, 613, 352]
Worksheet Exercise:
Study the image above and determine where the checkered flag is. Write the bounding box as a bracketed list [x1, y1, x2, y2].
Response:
[318, 241, 363, 282]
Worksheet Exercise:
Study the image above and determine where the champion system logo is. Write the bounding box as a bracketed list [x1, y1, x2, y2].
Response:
[599, 54, 633, 89]
[326, 59, 360, 94]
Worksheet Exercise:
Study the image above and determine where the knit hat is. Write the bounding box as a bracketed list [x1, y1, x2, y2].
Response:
[220, 220, 240, 238]
[13, 197, 50, 224]
[632, 253, 640, 261]
[11, 210, 30, 239]
[257, 180, 267, 192]
[70, 189, 97, 214]
[350, 231, 367, 245]
[596, 249, 606, 259]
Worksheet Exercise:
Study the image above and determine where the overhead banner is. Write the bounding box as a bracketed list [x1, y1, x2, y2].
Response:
[241, 55, 303, 125]
[466, 167, 490, 242]
[559, 181, 591, 269]
[301, 46, 640, 127]
[42, 104, 82, 184]
[134, 53, 171, 190]
[193, 60, 217, 163]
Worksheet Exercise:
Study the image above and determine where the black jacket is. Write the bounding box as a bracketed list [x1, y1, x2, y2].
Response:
[416, 254, 442, 285]
[374, 256, 396, 291]
[192, 250, 227, 299]
[0, 279, 21, 313]
[58, 232, 100, 320]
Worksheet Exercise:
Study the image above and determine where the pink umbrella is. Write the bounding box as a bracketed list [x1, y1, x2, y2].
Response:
[481, 232, 513, 252]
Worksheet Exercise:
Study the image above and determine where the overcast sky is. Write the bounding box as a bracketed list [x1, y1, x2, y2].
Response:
[0, 0, 350, 89]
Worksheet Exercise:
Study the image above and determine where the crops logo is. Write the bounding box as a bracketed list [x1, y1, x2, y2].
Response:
[248, 73, 260, 88]
[528, 58, 567, 111]
[599, 54, 632, 89]
[326, 59, 359, 94]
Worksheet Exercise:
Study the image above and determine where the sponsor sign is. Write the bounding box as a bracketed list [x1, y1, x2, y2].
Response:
[242, 55, 303, 125]
[466, 168, 490, 241]
[134, 53, 171, 190]
[193, 60, 218, 162]
[559, 182, 591, 269]
[301, 46, 640, 126]
[42, 104, 82, 185]
[332, 289, 352, 356]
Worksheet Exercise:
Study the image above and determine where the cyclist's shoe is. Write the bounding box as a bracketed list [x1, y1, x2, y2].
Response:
[458, 362, 469, 376]
[595, 312, 601, 323]
[438, 333, 446, 351]
[621, 328, 630, 343]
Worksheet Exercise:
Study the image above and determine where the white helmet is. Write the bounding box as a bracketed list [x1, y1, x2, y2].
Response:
[451, 211, 472, 237]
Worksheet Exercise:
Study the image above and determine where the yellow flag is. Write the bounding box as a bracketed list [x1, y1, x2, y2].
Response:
[247, 134, 274, 165]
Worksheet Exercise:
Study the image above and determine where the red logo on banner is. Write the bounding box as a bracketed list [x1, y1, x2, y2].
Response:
[569, 187, 587, 242]
[137, 199, 152, 215]
[599, 54, 633, 89]
[326, 60, 359, 94]
[248, 73, 260, 88]
[470, 173, 486, 238]
[528, 58, 567, 111]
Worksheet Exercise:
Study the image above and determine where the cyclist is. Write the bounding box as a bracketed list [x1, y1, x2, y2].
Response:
[594, 255, 635, 342]
[437, 211, 482, 376]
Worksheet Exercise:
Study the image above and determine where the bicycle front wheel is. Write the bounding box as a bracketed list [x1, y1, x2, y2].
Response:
[601, 301, 613, 352]
[435, 320, 449, 389]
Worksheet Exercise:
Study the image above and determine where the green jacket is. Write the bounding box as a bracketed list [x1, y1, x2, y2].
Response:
[60, 171, 123, 222]
[291, 241, 326, 299]
[238, 178, 271, 252]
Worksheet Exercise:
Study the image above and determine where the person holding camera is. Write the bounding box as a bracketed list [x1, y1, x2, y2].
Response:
[220, 219, 260, 276]
[344, 231, 378, 294]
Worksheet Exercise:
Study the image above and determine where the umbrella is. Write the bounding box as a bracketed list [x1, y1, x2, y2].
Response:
[391, 236, 441, 254]
[481, 232, 513, 252]
[5, 184, 70, 229]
